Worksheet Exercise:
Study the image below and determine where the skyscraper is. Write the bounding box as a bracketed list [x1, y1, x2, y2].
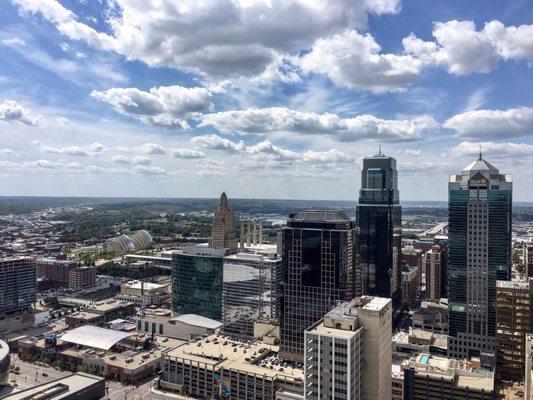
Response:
[0, 257, 36, 318]
[280, 210, 358, 361]
[211, 192, 238, 254]
[356, 151, 402, 304]
[448, 154, 512, 359]
[425, 244, 446, 301]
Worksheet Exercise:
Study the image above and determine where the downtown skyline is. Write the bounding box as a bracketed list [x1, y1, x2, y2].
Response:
[0, 0, 532, 201]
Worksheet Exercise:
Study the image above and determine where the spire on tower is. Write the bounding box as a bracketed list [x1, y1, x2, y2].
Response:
[478, 145, 483, 161]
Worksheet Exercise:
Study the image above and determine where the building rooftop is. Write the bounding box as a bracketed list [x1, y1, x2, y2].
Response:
[123, 280, 168, 290]
[289, 210, 350, 223]
[86, 299, 134, 313]
[462, 156, 498, 173]
[496, 280, 530, 290]
[60, 325, 136, 350]
[173, 314, 222, 330]
[166, 334, 303, 381]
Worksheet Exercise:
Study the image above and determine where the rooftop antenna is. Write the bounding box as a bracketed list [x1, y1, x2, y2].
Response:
[378, 145, 382, 156]
[478, 145, 482, 161]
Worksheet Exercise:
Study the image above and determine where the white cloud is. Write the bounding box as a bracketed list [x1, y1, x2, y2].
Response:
[91, 85, 213, 128]
[169, 148, 205, 159]
[404, 20, 533, 75]
[32, 141, 106, 156]
[132, 165, 166, 175]
[199, 107, 439, 142]
[448, 141, 533, 159]
[0, 99, 40, 126]
[55, 117, 70, 126]
[443, 107, 533, 139]
[298, 30, 422, 93]
[191, 134, 247, 153]
[13, 0, 400, 80]
[111, 155, 152, 165]
[136, 143, 166, 155]
[1, 37, 26, 46]
[0, 148, 15, 155]
[88, 142, 106, 153]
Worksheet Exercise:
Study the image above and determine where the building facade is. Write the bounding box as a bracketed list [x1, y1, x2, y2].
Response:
[171, 246, 226, 320]
[425, 244, 446, 301]
[448, 155, 512, 359]
[211, 192, 238, 254]
[304, 297, 392, 400]
[495, 279, 533, 382]
[280, 210, 358, 362]
[0, 257, 36, 318]
[357, 152, 402, 305]
[68, 266, 96, 290]
[525, 334, 533, 400]
[222, 250, 282, 338]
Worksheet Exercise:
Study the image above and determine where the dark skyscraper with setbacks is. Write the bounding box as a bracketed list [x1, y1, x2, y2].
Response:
[447, 154, 512, 359]
[356, 151, 402, 306]
[279, 210, 358, 362]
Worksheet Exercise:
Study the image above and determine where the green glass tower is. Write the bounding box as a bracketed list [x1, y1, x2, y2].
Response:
[448, 154, 512, 359]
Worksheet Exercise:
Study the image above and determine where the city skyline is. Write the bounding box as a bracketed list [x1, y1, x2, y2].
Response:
[0, 1, 532, 201]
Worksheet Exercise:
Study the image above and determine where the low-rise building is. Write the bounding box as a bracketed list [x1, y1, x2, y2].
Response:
[403, 353, 497, 400]
[116, 280, 171, 307]
[393, 329, 448, 359]
[392, 364, 404, 400]
[135, 313, 222, 340]
[160, 334, 303, 399]
[68, 266, 96, 290]
[411, 300, 448, 333]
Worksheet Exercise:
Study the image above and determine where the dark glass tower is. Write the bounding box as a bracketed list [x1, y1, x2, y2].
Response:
[448, 154, 512, 359]
[356, 151, 402, 305]
[280, 210, 357, 362]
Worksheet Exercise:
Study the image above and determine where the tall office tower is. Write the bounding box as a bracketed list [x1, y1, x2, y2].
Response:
[425, 244, 446, 301]
[0, 257, 36, 318]
[526, 334, 533, 400]
[527, 243, 533, 279]
[171, 246, 226, 320]
[280, 210, 358, 362]
[495, 279, 533, 382]
[211, 192, 238, 254]
[304, 296, 392, 400]
[222, 248, 282, 338]
[357, 151, 402, 305]
[448, 155, 512, 359]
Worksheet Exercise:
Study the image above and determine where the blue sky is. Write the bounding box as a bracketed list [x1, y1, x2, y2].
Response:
[0, 0, 532, 201]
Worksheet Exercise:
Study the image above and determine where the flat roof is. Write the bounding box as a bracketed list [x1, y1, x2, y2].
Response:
[173, 314, 222, 330]
[4, 372, 104, 400]
[60, 325, 136, 350]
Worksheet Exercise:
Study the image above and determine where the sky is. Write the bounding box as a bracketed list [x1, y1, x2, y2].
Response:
[0, 0, 532, 201]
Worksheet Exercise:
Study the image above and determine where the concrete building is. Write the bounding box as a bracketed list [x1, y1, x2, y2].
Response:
[172, 246, 226, 320]
[525, 334, 533, 400]
[0, 256, 36, 318]
[425, 245, 446, 301]
[448, 155, 512, 359]
[393, 329, 448, 359]
[211, 192, 238, 254]
[391, 364, 404, 400]
[37, 257, 78, 286]
[222, 246, 282, 338]
[412, 300, 448, 333]
[135, 313, 222, 340]
[402, 265, 421, 304]
[0, 339, 10, 387]
[160, 334, 303, 399]
[496, 279, 533, 382]
[304, 296, 392, 400]
[281, 210, 358, 362]
[68, 266, 96, 290]
[403, 353, 497, 399]
[117, 280, 171, 307]
[2, 372, 105, 400]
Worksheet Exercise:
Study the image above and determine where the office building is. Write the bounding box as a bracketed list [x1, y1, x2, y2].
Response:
[402, 265, 421, 303]
[496, 279, 533, 382]
[222, 245, 282, 338]
[0, 256, 36, 318]
[68, 266, 96, 289]
[391, 364, 404, 400]
[171, 246, 226, 320]
[525, 334, 533, 400]
[280, 210, 358, 362]
[211, 192, 238, 254]
[160, 334, 303, 399]
[425, 244, 446, 301]
[448, 155, 512, 359]
[527, 243, 533, 279]
[304, 296, 392, 400]
[357, 151, 402, 305]
[403, 353, 497, 399]
[37, 257, 78, 286]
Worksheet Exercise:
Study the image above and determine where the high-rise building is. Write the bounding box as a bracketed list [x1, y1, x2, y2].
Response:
[68, 266, 96, 290]
[211, 192, 238, 254]
[425, 244, 446, 301]
[448, 155, 512, 359]
[171, 246, 226, 320]
[280, 210, 358, 361]
[222, 245, 282, 338]
[357, 151, 402, 305]
[525, 334, 533, 400]
[495, 279, 533, 382]
[402, 265, 421, 304]
[304, 296, 392, 400]
[0, 257, 36, 318]
[527, 243, 533, 279]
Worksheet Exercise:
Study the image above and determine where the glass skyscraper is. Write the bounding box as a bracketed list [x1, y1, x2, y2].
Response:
[448, 155, 512, 359]
[280, 210, 358, 362]
[356, 152, 402, 305]
[171, 246, 227, 320]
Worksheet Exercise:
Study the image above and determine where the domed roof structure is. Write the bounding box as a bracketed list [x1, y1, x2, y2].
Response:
[104, 234, 134, 254]
[131, 230, 153, 251]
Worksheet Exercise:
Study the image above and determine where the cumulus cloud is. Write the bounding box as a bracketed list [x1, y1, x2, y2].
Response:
[404, 20, 533, 75]
[111, 155, 152, 165]
[91, 85, 213, 128]
[443, 107, 533, 139]
[191, 134, 354, 164]
[32, 141, 106, 156]
[1, 37, 26, 46]
[199, 107, 439, 142]
[448, 141, 533, 159]
[115, 143, 167, 155]
[298, 30, 423, 93]
[0, 99, 40, 126]
[0, 148, 15, 155]
[132, 165, 166, 175]
[13, 0, 400, 80]
[169, 148, 205, 159]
